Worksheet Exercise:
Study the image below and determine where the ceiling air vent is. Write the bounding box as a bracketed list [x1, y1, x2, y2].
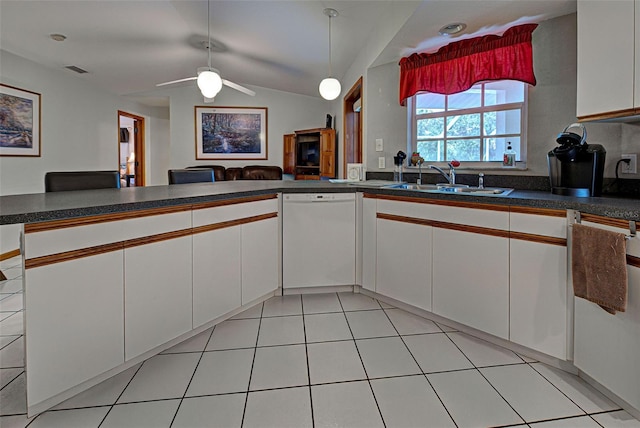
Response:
[64, 65, 88, 74]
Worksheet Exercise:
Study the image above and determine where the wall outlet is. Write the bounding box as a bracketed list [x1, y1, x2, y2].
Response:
[378, 157, 385, 169]
[621, 154, 637, 174]
[375, 139, 384, 152]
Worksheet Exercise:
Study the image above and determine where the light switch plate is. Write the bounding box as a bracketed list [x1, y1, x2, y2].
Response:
[375, 139, 383, 152]
[378, 157, 385, 169]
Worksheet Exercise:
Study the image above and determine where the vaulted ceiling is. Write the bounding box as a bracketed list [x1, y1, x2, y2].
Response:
[0, 0, 575, 104]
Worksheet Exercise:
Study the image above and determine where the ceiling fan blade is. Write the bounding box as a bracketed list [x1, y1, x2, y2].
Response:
[156, 76, 197, 87]
[222, 79, 256, 96]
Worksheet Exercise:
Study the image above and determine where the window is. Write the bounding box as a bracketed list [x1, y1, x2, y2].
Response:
[408, 81, 527, 166]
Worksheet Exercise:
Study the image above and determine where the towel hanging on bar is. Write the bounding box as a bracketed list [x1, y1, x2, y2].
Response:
[572, 223, 628, 314]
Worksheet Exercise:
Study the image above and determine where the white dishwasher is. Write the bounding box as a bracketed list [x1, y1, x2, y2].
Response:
[283, 193, 356, 289]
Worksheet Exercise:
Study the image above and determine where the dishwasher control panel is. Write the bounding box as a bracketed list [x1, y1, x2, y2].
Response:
[283, 193, 355, 202]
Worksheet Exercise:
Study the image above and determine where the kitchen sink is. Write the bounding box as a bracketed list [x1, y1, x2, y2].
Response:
[385, 183, 514, 196]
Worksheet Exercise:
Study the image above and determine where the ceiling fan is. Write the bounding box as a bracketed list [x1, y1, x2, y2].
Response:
[155, 0, 255, 99]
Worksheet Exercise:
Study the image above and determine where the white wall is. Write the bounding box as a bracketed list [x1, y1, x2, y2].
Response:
[164, 83, 329, 178]
[345, 13, 626, 178]
[0, 50, 166, 195]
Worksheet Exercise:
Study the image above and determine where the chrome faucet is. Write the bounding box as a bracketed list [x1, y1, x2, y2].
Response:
[417, 159, 424, 185]
[428, 163, 457, 185]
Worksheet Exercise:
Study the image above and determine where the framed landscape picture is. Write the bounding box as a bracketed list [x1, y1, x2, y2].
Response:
[195, 106, 268, 160]
[0, 83, 41, 157]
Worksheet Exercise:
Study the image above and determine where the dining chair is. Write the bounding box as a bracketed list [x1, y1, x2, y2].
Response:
[44, 171, 121, 192]
[168, 168, 215, 185]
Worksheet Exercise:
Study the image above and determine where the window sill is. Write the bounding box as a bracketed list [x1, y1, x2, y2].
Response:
[405, 163, 528, 172]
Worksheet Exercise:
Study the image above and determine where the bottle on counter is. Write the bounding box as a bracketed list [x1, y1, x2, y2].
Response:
[503, 142, 516, 168]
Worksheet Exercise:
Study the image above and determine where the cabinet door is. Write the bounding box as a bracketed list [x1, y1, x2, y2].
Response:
[361, 196, 377, 291]
[193, 226, 241, 328]
[432, 228, 509, 339]
[320, 129, 336, 178]
[283, 134, 296, 175]
[577, 0, 635, 117]
[510, 240, 568, 359]
[125, 235, 193, 360]
[241, 217, 279, 304]
[636, 0, 640, 109]
[376, 218, 432, 311]
[25, 251, 124, 407]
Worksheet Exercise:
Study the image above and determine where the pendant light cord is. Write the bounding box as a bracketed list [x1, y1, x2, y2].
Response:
[328, 15, 332, 77]
[207, 0, 211, 70]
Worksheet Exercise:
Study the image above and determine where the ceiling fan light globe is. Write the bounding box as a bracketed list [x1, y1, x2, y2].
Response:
[197, 70, 223, 98]
[319, 77, 341, 100]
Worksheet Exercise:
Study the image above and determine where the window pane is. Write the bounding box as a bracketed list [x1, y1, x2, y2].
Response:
[446, 139, 481, 161]
[493, 109, 521, 134]
[446, 114, 481, 137]
[484, 81, 525, 106]
[484, 137, 521, 162]
[417, 118, 444, 138]
[416, 93, 445, 114]
[448, 84, 481, 110]
[417, 140, 444, 162]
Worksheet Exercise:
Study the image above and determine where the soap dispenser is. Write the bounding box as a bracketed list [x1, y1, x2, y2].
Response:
[503, 142, 516, 168]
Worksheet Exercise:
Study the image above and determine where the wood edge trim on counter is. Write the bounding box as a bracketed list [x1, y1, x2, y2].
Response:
[191, 194, 278, 211]
[192, 212, 278, 235]
[376, 212, 509, 238]
[0, 249, 21, 262]
[510, 206, 566, 217]
[509, 231, 567, 246]
[24, 205, 192, 234]
[580, 213, 637, 230]
[123, 228, 192, 249]
[578, 108, 639, 122]
[627, 255, 640, 269]
[25, 242, 123, 269]
[377, 212, 432, 227]
[366, 193, 510, 212]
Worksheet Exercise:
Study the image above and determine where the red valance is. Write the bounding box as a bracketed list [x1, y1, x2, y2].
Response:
[399, 23, 538, 105]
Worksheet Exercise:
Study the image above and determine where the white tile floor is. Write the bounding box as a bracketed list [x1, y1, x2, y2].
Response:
[1, 255, 640, 427]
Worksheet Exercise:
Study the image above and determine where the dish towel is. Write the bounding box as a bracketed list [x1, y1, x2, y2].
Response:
[572, 223, 628, 314]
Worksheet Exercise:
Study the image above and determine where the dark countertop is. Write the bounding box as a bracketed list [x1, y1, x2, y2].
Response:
[1, 180, 639, 225]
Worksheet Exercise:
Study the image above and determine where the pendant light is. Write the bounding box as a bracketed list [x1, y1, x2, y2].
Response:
[319, 8, 341, 100]
[197, 0, 223, 98]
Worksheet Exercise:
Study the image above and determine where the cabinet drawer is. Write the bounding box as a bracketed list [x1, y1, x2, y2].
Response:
[192, 197, 278, 227]
[510, 210, 567, 239]
[25, 210, 191, 259]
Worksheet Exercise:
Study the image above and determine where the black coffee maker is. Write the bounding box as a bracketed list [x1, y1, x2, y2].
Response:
[547, 123, 606, 197]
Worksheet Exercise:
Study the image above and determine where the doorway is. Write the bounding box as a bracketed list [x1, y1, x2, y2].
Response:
[343, 77, 363, 176]
[118, 111, 145, 187]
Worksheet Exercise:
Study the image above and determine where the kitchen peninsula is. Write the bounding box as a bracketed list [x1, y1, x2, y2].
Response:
[1, 180, 639, 418]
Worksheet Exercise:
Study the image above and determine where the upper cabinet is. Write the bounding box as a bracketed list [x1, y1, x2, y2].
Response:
[577, 0, 639, 120]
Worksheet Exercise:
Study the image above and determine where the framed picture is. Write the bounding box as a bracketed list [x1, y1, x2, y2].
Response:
[195, 106, 268, 160]
[0, 83, 41, 157]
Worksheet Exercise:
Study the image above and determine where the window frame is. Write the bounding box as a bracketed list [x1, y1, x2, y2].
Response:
[407, 81, 528, 169]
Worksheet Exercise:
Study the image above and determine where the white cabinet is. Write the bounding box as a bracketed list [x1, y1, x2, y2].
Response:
[574, 217, 640, 412]
[25, 250, 124, 408]
[432, 227, 510, 339]
[361, 195, 377, 292]
[577, 0, 638, 119]
[242, 216, 279, 304]
[376, 217, 431, 311]
[125, 234, 193, 360]
[193, 226, 241, 328]
[509, 209, 569, 360]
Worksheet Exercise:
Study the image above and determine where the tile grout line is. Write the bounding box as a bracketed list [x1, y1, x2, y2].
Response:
[526, 362, 616, 426]
[380, 306, 460, 428]
[337, 293, 388, 428]
[240, 302, 263, 427]
[93, 360, 146, 428]
[300, 294, 315, 428]
[167, 325, 216, 427]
